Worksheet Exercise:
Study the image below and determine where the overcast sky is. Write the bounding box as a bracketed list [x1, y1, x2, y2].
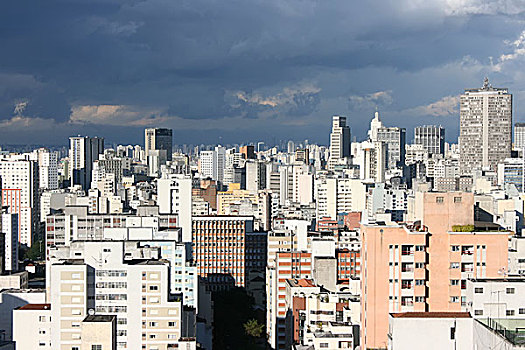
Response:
[1, 0, 525, 146]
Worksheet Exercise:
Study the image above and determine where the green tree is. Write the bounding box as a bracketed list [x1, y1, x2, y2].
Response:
[24, 240, 43, 260]
[243, 319, 264, 338]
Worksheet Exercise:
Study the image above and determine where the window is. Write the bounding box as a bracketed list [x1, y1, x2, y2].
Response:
[436, 196, 444, 203]
[474, 288, 484, 294]
[451, 245, 460, 252]
[320, 343, 329, 348]
[415, 279, 425, 286]
[415, 296, 425, 303]
[507, 310, 515, 316]
[450, 263, 460, 269]
[39, 316, 46, 322]
[450, 280, 459, 286]
[454, 197, 462, 203]
[168, 321, 176, 327]
[149, 322, 158, 327]
[92, 346, 102, 350]
[474, 310, 483, 316]
[450, 296, 459, 303]
[415, 263, 425, 269]
[507, 288, 515, 294]
[415, 245, 425, 252]
[450, 327, 455, 340]
[149, 285, 159, 291]
[519, 308, 525, 315]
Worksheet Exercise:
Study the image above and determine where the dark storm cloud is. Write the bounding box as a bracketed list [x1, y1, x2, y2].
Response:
[1, 0, 525, 144]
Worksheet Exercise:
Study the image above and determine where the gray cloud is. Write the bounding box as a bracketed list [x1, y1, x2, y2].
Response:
[0, 0, 525, 145]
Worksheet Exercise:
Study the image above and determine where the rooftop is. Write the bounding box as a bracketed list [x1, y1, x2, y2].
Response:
[17, 303, 51, 311]
[287, 278, 317, 288]
[83, 315, 115, 322]
[390, 312, 471, 319]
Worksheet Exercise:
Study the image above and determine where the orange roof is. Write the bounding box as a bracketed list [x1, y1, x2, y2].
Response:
[391, 312, 470, 318]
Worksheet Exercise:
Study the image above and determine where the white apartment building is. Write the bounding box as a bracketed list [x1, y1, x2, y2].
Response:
[13, 304, 52, 349]
[0, 156, 39, 246]
[157, 174, 192, 242]
[199, 146, 226, 183]
[47, 241, 195, 350]
[466, 278, 525, 319]
[31, 149, 59, 190]
[315, 177, 366, 221]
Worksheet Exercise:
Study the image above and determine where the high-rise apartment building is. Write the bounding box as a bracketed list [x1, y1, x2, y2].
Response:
[192, 216, 266, 289]
[514, 122, 525, 149]
[144, 128, 173, 161]
[46, 241, 195, 350]
[459, 78, 512, 174]
[377, 126, 406, 169]
[328, 115, 351, 170]
[157, 174, 192, 242]
[361, 191, 509, 349]
[414, 125, 445, 156]
[199, 146, 226, 183]
[0, 156, 39, 246]
[32, 148, 59, 190]
[69, 136, 105, 191]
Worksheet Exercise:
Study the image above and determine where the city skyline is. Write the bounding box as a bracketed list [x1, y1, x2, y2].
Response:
[1, 1, 525, 145]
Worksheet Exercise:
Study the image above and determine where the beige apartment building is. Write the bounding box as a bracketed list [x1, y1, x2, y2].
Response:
[361, 191, 509, 349]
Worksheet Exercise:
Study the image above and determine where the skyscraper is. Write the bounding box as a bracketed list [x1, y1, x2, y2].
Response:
[377, 126, 406, 169]
[144, 128, 173, 161]
[514, 122, 525, 149]
[459, 78, 512, 174]
[414, 125, 445, 156]
[69, 136, 104, 191]
[328, 115, 351, 170]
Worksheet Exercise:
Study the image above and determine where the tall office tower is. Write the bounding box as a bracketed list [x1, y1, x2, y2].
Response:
[199, 146, 226, 183]
[32, 148, 59, 190]
[192, 216, 266, 289]
[414, 125, 445, 156]
[315, 177, 367, 220]
[328, 115, 351, 170]
[69, 136, 104, 191]
[144, 128, 173, 161]
[0, 158, 39, 246]
[360, 192, 509, 349]
[157, 174, 193, 242]
[515, 123, 525, 149]
[459, 78, 512, 174]
[377, 126, 406, 168]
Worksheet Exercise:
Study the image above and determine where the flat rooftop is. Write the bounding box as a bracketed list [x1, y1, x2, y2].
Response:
[84, 315, 115, 322]
[17, 304, 51, 311]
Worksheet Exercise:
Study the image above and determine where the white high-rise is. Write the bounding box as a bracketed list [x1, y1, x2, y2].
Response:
[31, 149, 59, 190]
[199, 146, 226, 183]
[69, 136, 104, 190]
[157, 174, 192, 242]
[328, 115, 351, 170]
[0, 156, 39, 246]
[459, 78, 512, 174]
